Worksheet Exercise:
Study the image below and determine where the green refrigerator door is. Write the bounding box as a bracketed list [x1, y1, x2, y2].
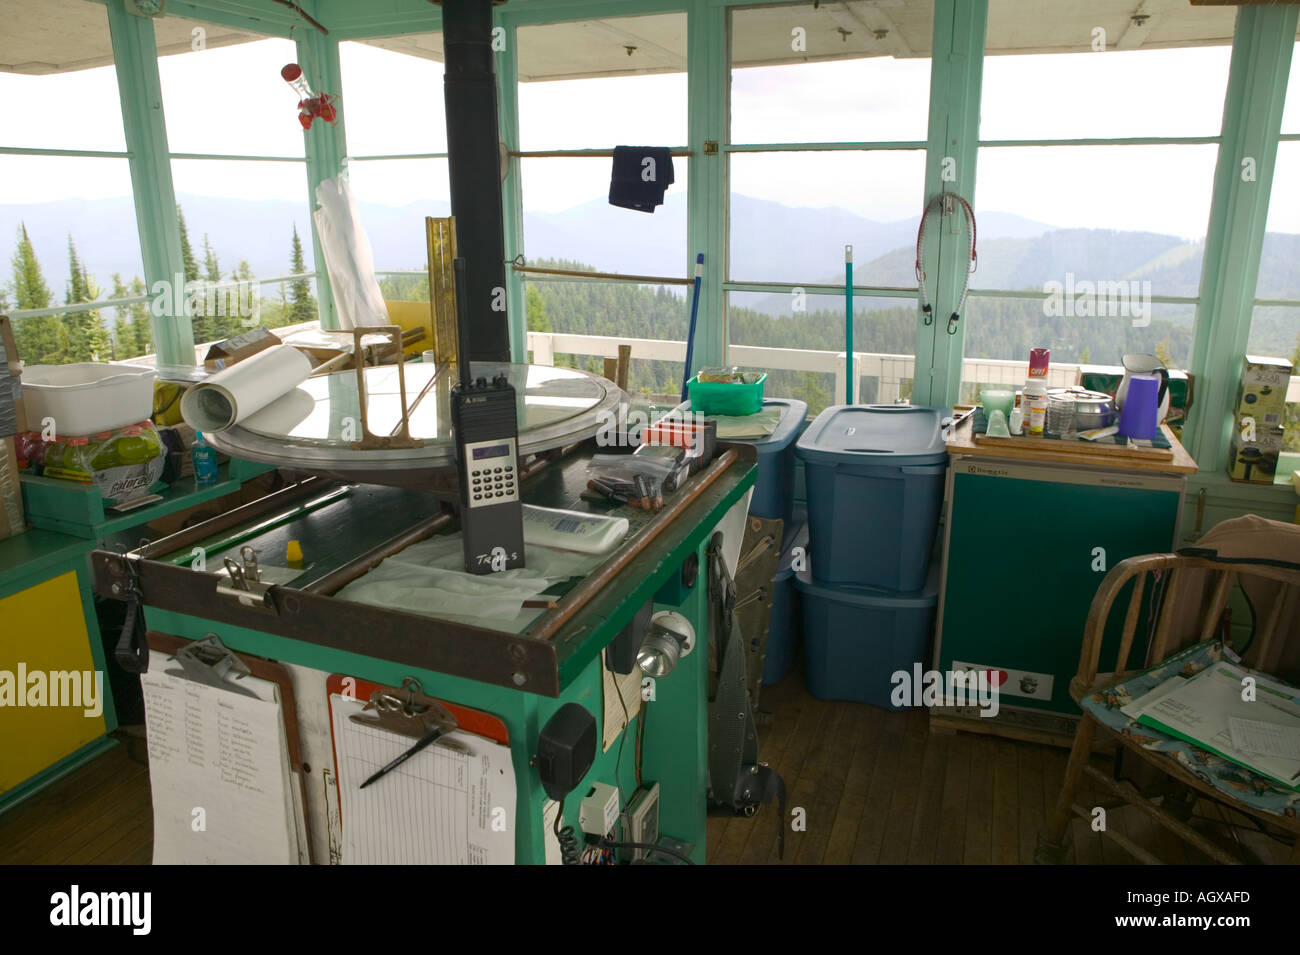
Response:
[937, 459, 1184, 715]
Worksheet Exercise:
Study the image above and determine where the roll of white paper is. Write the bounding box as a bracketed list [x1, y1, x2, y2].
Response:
[181, 344, 313, 433]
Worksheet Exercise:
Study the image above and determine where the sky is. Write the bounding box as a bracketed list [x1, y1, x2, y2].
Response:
[2, 13, 1300, 256]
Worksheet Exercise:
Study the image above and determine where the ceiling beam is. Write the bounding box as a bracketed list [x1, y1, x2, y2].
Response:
[1115, 0, 1182, 51]
[576, 19, 685, 69]
[837, 1, 914, 58]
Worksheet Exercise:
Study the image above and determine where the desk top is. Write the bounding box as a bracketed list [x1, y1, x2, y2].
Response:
[946, 417, 1199, 475]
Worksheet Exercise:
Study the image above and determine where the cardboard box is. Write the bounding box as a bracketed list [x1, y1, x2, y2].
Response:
[1233, 355, 1293, 432]
[1227, 425, 1284, 484]
[203, 326, 279, 372]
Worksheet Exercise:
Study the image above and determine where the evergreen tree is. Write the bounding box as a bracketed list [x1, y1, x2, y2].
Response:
[176, 205, 200, 285]
[64, 237, 97, 362]
[288, 226, 316, 326]
[9, 223, 68, 364]
[202, 235, 221, 284]
[111, 273, 130, 360]
[130, 277, 152, 356]
[525, 285, 552, 332]
[177, 204, 207, 343]
[232, 259, 260, 329]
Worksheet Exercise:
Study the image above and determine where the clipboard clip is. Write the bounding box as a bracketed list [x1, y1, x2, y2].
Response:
[164, 633, 259, 698]
[217, 549, 277, 614]
[350, 677, 466, 752]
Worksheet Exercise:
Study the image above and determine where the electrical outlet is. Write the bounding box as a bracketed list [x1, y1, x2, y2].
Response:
[621, 783, 660, 862]
[579, 782, 620, 836]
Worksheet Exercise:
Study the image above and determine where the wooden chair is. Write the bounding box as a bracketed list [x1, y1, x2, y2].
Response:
[1038, 550, 1300, 864]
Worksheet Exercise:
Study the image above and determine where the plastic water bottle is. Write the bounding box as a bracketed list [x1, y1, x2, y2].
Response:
[191, 432, 219, 488]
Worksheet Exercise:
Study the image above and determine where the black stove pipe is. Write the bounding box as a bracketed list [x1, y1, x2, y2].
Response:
[442, 0, 510, 362]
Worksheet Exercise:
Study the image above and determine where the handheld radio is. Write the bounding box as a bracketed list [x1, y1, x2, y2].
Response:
[450, 257, 525, 574]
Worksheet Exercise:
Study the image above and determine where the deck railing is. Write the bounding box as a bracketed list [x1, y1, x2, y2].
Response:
[527, 330, 1108, 404]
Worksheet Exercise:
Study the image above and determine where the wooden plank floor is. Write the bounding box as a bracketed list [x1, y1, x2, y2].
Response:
[706, 670, 1293, 865]
[0, 730, 154, 865]
[0, 681, 1290, 864]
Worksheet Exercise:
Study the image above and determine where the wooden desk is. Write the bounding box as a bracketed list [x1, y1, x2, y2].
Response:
[945, 419, 1197, 475]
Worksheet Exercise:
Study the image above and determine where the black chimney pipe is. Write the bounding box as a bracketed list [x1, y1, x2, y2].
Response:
[442, 0, 510, 362]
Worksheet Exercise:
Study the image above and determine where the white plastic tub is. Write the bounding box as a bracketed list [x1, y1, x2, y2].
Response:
[22, 363, 157, 437]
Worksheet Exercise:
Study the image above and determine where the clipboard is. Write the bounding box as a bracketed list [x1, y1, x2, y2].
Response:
[325, 673, 509, 750]
[146, 631, 315, 863]
[325, 673, 515, 864]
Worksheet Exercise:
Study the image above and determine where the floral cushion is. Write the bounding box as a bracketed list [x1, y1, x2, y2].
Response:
[1080, 638, 1300, 818]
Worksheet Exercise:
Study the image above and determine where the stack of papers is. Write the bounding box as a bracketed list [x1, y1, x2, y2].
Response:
[1122, 661, 1300, 791]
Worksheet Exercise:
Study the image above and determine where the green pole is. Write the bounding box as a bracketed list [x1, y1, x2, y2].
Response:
[914, 0, 987, 409]
[295, 24, 345, 330]
[686, 0, 727, 370]
[496, 13, 528, 363]
[845, 244, 853, 405]
[105, 0, 195, 367]
[1183, 5, 1296, 472]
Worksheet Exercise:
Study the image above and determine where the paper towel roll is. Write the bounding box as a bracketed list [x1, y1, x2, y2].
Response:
[181, 344, 313, 433]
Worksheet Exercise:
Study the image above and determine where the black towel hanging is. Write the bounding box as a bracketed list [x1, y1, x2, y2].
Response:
[609, 146, 675, 213]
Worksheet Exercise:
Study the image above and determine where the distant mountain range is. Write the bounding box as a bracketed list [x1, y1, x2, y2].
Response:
[3, 191, 1298, 353]
[1, 191, 1056, 295]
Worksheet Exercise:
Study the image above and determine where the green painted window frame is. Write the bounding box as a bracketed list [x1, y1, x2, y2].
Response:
[38, 0, 1289, 502]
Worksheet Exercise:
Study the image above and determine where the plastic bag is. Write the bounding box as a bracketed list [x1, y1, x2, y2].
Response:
[312, 176, 390, 330]
[41, 421, 165, 506]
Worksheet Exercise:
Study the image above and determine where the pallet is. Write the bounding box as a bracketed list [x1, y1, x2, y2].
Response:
[929, 705, 1114, 752]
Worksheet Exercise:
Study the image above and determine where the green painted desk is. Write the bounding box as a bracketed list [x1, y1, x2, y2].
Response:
[91, 447, 757, 863]
[0, 458, 275, 813]
[0, 528, 115, 812]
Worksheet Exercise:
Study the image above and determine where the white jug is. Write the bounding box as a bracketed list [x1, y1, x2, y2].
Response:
[1115, 353, 1171, 423]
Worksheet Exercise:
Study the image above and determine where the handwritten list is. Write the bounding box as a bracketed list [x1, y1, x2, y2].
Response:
[141, 650, 299, 865]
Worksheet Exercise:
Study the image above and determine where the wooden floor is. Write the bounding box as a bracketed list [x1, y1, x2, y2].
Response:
[0, 731, 154, 865]
[0, 672, 1289, 864]
[705, 669, 1292, 865]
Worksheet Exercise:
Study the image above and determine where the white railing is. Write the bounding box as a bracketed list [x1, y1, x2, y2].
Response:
[526, 330, 1090, 403]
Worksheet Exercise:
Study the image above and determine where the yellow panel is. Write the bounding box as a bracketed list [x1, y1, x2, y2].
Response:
[383, 300, 435, 359]
[0, 570, 106, 792]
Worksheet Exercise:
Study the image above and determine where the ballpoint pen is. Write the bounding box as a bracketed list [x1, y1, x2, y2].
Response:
[359, 723, 448, 790]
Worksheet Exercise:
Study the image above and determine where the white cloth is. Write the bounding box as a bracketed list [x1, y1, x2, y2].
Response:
[334, 533, 603, 626]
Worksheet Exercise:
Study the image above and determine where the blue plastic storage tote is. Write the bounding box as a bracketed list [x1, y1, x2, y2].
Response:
[795, 566, 939, 708]
[762, 519, 807, 686]
[737, 398, 807, 528]
[795, 404, 946, 592]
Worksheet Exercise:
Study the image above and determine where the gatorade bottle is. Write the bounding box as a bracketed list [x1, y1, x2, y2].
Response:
[191, 432, 219, 488]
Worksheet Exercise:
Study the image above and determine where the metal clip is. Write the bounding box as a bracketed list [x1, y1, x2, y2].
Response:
[164, 633, 258, 698]
[947, 312, 960, 336]
[351, 676, 465, 749]
[216, 554, 277, 613]
[239, 545, 260, 583]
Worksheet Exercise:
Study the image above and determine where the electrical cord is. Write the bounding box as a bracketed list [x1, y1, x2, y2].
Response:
[554, 811, 582, 866]
[587, 835, 696, 865]
[553, 805, 582, 866]
[612, 665, 631, 802]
